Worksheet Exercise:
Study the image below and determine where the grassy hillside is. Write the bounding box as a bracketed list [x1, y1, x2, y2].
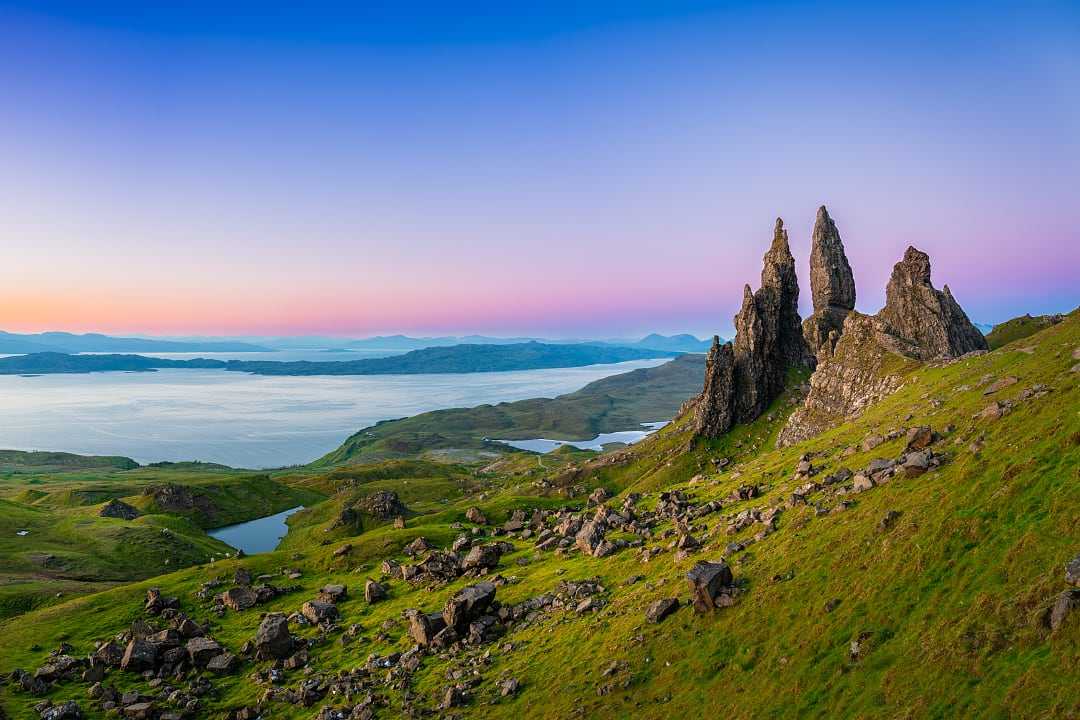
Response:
[0, 468, 324, 619]
[0, 449, 139, 473]
[986, 313, 1065, 350]
[316, 353, 705, 465]
[0, 316, 1076, 719]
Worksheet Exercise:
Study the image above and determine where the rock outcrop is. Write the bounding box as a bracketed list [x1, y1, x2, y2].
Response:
[802, 206, 856, 359]
[694, 219, 810, 437]
[780, 245, 986, 447]
[98, 499, 140, 520]
[693, 338, 734, 437]
[778, 312, 914, 446]
[878, 246, 988, 360]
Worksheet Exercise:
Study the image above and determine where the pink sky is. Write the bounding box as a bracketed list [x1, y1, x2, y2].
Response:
[1, 2, 1077, 339]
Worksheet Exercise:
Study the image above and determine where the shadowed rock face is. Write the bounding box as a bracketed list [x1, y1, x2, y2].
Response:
[808, 206, 855, 311]
[694, 219, 810, 437]
[879, 247, 988, 360]
[778, 312, 915, 447]
[732, 219, 811, 423]
[693, 337, 734, 437]
[803, 206, 856, 358]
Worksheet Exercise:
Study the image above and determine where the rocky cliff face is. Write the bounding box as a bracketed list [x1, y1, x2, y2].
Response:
[694, 219, 810, 437]
[693, 337, 734, 437]
[802, 206, 856, 358]
[878, 246, 988, 360]
[779, 244, 987, 447]
[777, 312, 914, 446]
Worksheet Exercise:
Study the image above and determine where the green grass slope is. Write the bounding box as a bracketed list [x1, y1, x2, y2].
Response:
[0, 317, 1077, 719]
[986, 313, 1066, 350]
[0, 469, 324, 619]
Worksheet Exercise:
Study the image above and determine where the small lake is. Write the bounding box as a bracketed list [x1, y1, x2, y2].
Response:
[207, 505, 304, 554]
[495, 421, 669, 453]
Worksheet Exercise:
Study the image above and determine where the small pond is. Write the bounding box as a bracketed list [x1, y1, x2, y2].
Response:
[207, 505, 304, 554]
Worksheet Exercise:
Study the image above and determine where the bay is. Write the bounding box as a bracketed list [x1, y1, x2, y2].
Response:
[0, 359, 667, 468]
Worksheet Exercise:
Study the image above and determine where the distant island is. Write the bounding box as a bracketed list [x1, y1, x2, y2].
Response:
[0, 342, 682, 376]
[0, 330, 269, 354]
[343, 333, 712, 353]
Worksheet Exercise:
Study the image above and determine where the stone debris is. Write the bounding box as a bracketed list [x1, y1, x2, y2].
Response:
[645, 598, 680, 623]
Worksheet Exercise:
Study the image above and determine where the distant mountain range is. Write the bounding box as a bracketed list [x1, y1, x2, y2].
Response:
[0, 331, 711, 355]
[0, 331, 269, 354]
[0, 343, 680, 376]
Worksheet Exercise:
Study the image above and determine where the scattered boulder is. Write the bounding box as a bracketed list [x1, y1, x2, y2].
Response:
[364, 579, 388, 604]
[403, 536, 433, 557]
[254, 613, 293, 660]
[441, 685, 469, 710]
[686, 560, 735, 612]
[316, 584, 347, 604]
[902, 450, 931, 477]
[40, 701, 82, 720]
[206, 652, 239, 675]
[300, 600, 339, 626]
[905, 426, 934, 451]
[575, 520, 606, 557]
[465, 507, 487, 525]
[442, 582, 496, 632]
[462, 543, 504, 571]
[142, 483, 215, 514]
[645, 598, 679, 624]
[878, 510, 902, 532]
[498, 677, 520, 697]
[143, 588, 177, 615]
[408, 611, 447, 647]
[851, 474, 873, 493]
[358, 490, 408, 520]
[120, 639, 157, 673]
[982, 376, 1018, 395]
[185, 637, 222, 668]
[219, 586, 257, 612]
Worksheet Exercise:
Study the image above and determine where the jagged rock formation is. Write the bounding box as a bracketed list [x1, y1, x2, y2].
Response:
[777, 312, 917, 446]
[802, 206, 856, 358]
[878, 247, 988, 360]
[779, 245, 987, 447]
[694, 219, 810, 437]
[694, 337, 734, 437]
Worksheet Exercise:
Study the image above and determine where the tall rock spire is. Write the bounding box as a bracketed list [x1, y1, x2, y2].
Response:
[693, 336, 735, 437]
[878, 246, 988, 360]
[694, 217, 812, 437]
[808, 206, 855, 311]
[803, 205, 857, 358]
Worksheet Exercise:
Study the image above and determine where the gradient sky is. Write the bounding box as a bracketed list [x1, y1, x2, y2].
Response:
[1, 1, 1077, 339]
